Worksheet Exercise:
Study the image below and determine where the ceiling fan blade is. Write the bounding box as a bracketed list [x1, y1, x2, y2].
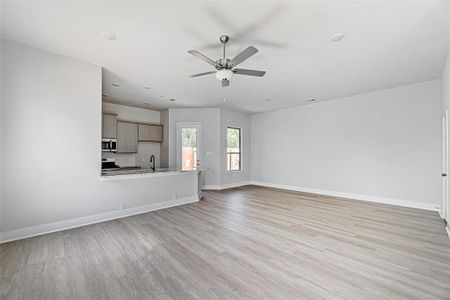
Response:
[222, 79, 230, 87]
[233, 68, 266, 77]
[230, 46, 258, 67]
[187, 50, 218, 67]
[190, 71, 216, 78]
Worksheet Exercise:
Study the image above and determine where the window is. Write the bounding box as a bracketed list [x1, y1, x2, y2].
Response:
[227, 127, 241, 171]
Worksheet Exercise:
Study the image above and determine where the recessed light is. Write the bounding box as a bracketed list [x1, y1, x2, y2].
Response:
[100, 31, 117, 40]
[306, 98, 317, 102]
[144, 86, 151, 89]
[264, 99, 271, 102]
[160, 95, 165, 98]
[112, 83, 120, 87]
[169, 98, 176, 102]
[330, 32, 345, 42]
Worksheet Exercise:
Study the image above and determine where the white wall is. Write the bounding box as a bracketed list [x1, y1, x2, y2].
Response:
[0, 40, 198, 241]
[220, 108, 251, 186]
[103, 102, 160, 124]
[102, 102, 161, 168]
[252, 80, 442, 208]
[166, 108, 221, 186]
[0, 39, 3, 222]
[444, 52, 450, 110]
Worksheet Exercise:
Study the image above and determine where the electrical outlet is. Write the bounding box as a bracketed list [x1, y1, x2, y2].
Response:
[172, 194, 177, 200]
[118, 203, 125, 210]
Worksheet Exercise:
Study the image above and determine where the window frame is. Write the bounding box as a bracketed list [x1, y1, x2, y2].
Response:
[226, 126, 242, 172]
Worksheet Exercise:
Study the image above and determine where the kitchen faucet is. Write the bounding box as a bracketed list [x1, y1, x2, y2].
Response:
[150, 155, 155, 172]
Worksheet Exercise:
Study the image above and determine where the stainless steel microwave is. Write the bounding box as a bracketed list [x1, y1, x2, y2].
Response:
[102, 138, 117, 152]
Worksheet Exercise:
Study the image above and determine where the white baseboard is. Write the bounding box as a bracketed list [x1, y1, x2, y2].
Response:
[251, 181, 438, 212]
[435, 209, 449, 239]
[202, 181, 251, 190]
[0, 196, 199, 244]
[202, 185, 222, 190]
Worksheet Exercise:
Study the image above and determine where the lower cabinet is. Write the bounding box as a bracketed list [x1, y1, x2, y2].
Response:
[117, 121, 138, 153]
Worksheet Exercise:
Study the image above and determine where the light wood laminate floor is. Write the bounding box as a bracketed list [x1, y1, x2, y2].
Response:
[1, 186, 450, 299]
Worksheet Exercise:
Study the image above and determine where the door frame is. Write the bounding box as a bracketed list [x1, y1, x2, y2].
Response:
[176, 122, 202, 171]
[440, 109, 450, 220]
[443, 110, 449, 221]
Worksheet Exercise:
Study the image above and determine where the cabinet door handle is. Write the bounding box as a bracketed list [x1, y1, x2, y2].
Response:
[443, 173, 447, 177]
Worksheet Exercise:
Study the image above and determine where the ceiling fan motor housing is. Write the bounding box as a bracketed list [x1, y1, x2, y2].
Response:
[216, 58, 231, 69]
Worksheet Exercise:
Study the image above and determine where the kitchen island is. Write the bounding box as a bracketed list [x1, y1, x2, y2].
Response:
[94, 168, 201, 227]
[100, 166, 202, 206]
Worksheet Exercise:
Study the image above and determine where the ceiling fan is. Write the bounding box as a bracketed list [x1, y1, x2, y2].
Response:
[188, 35, 266, 87]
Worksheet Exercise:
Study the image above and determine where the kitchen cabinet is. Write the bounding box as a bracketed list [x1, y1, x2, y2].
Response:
[138, 124, 163, 142]
[102, 114, 117, 138]
[117, 121, 138, 153]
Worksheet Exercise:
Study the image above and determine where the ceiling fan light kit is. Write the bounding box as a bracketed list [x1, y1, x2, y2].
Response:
[215, 69, 233, 81]
[188, 35, 266, 87]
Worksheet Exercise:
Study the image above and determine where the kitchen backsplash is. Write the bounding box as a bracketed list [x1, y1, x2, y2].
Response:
[102, 152, 136, 167]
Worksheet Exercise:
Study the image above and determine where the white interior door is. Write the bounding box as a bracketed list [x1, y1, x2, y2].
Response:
[442, 110, 448, 221]
[177, 122, 201, 171]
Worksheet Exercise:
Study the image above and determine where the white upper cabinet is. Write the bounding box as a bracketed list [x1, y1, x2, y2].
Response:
[117, 121, 138, 153]
[138, 124, 163, 142]
[102, 114, 117, 138]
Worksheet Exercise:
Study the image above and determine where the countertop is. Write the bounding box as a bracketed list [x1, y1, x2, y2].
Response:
[100, 167, 200, 181]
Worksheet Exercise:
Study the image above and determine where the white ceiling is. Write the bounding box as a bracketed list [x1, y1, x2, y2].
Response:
[2, 1, 450, 113]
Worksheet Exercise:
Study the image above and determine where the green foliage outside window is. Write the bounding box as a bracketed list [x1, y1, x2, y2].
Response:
[227, 127, 241, 171]
[182, 128, 197, 147]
